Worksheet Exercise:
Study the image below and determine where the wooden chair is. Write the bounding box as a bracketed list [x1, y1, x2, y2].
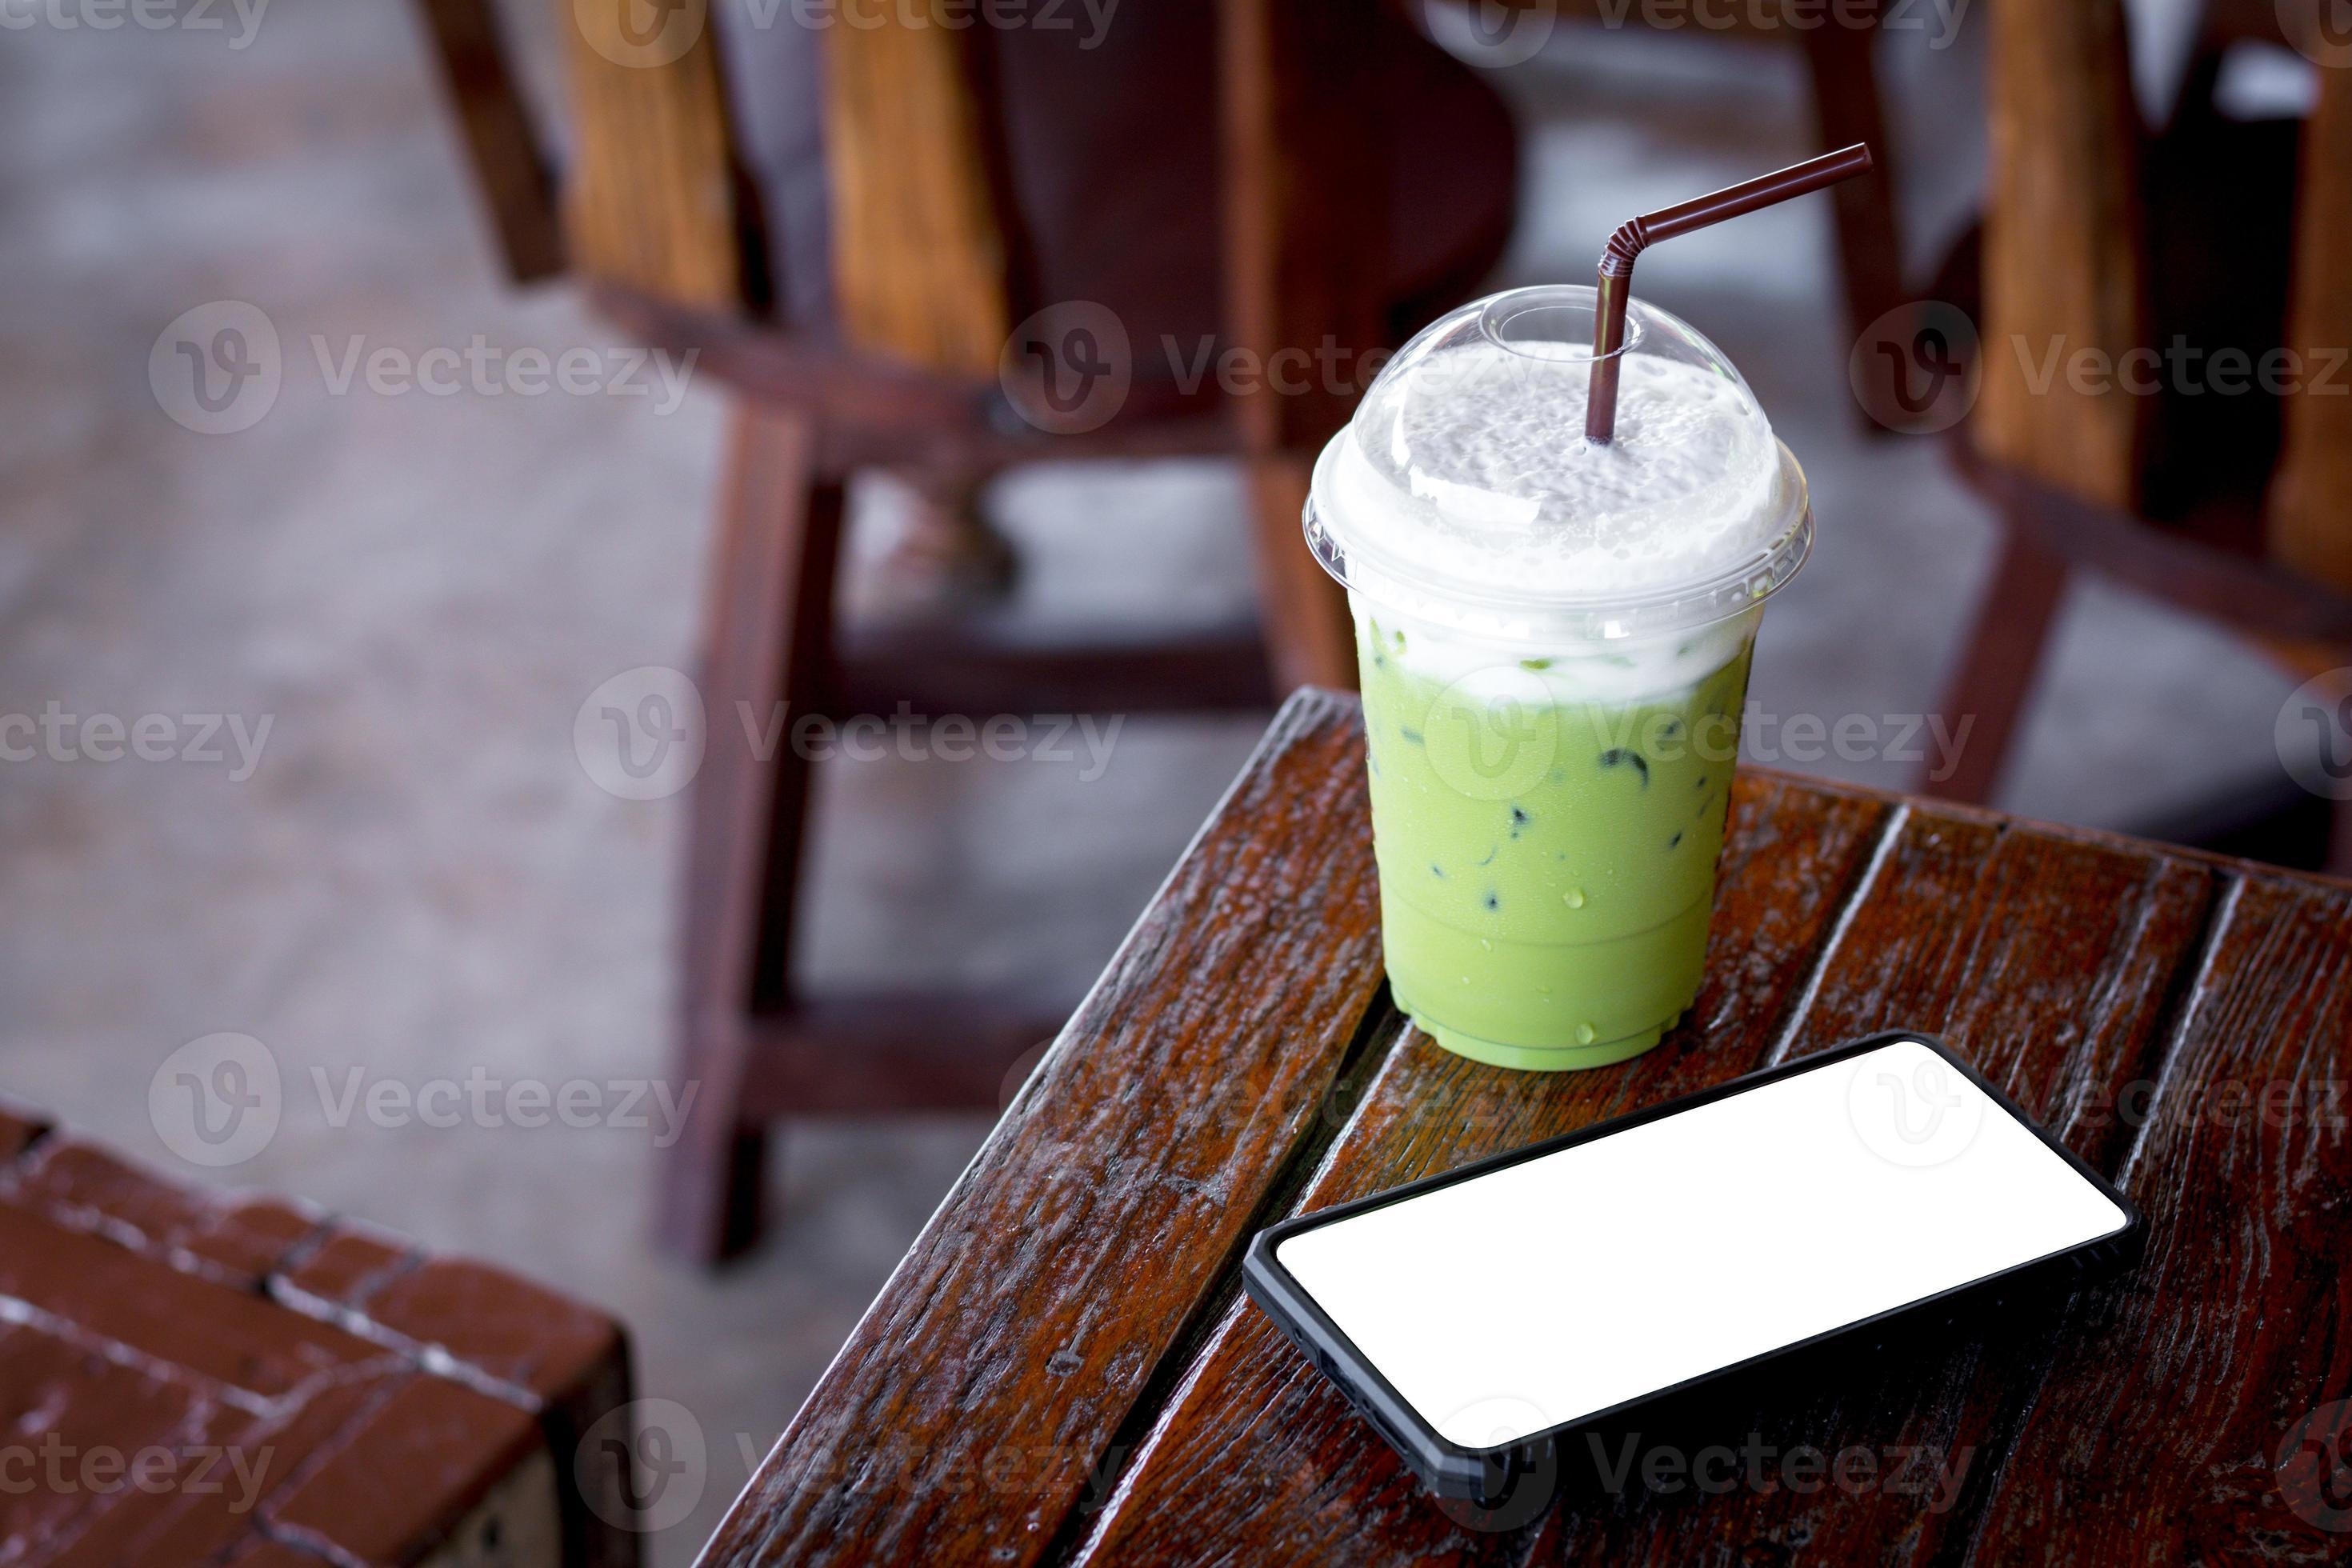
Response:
[1431, 0, 1908, 360]
[1923, 0, 2352, 873]
[410, 0, 1518, 1261]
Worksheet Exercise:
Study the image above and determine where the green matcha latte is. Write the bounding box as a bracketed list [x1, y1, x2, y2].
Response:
[1305, 286, 1813, 1071]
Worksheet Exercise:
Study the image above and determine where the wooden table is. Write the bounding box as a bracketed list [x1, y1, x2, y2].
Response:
[703, 690, 2352, 1566]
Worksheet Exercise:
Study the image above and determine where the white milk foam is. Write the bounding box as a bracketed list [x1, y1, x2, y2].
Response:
[1329, 347, 1784, 703]
[1350, 598, 1760, 708]
[1338, 350, 1780, 599]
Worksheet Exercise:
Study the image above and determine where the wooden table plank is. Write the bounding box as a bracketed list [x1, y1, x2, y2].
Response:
[1513, 805, 2226, 1563]
[1967, 873, 2352, 1561]
[1067, 774, 1896, 1565]
[722, 694, 2352, 1567]
[1073, 790, 2230, 1567]
[698, 690, 1391, 1568]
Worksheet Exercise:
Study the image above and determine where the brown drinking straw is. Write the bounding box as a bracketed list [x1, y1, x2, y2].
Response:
[1586, 144, 1877, 446]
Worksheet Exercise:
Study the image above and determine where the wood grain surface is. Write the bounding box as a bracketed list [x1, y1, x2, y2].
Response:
[698, 690, 1389, 1566]
[1066, 775, 1892, 1568]
[822, 13, 1013, 375]
[2270, 60, 2352, 594]
[1969, 872, 2352, 1562]
[559, 0, 742, 309]
[1977, 0, 2146, 510]
[705, 691, 2352, 1566]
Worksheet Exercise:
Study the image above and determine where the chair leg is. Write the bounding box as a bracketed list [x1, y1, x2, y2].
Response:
[1245, 454, 1356, 695]
[1919, 529, 2070, 806]
[858, 462, 1017, 618]
[660, 402, 845, 1266]
[1801, 21, 1907, 367]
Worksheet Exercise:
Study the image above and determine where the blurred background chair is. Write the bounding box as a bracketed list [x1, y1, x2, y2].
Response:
[410, 0, 1521, 1260]
[1426, 0, 1907, 369]
[1922, 0, 2352, 871]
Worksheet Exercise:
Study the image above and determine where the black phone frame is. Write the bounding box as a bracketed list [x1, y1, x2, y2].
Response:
[1242, 1030, 2146, 1502]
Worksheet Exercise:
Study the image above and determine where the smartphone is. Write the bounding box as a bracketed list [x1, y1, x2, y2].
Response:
[1244, 1032, 2142, 1503]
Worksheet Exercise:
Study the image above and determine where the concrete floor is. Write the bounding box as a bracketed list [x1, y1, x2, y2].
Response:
[0, 3, 2299, 1564]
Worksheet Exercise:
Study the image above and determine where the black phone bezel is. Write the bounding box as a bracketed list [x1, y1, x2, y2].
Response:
[1241, 1030, 2146, 1502]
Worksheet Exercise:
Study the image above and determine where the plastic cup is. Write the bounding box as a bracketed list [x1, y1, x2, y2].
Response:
[1305, 284, 1812, 1071]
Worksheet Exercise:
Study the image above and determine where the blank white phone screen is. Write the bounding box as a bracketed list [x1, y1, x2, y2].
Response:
[1275, 1041, 2130, 1450]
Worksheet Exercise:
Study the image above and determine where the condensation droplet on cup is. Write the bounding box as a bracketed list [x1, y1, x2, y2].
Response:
[1575, 1023, 1598, 1046]
[1563, 887, 1586, 909]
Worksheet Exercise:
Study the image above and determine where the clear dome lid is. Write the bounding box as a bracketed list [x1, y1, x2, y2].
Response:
[1306, 284, 1810, 641]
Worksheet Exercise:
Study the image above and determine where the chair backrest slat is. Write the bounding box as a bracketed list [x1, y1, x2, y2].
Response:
[821, 18, 1013, 378]
[2269, 63, 2352, 594]
[560, 0, 744, 309]
[1222, 0, 1394, 454]
[1976, 0, 2146, 511]
[413, 0, 565, 282]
